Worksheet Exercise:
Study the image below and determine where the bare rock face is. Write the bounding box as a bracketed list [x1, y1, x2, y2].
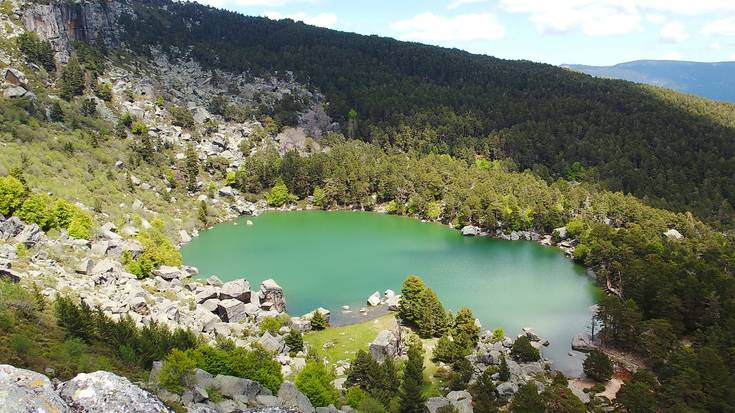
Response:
[21, 1, 130, 63]
[0, 364, 69, 413]
[58, 371, 171, 413]
[259, 279, 286, 313]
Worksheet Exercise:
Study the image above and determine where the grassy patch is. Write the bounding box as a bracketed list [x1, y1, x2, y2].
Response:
[304, 314, 397, 368]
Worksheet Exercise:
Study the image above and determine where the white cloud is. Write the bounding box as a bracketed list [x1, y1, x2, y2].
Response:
[730, 54, 735, 60]
[659, 21, 689, 43]
[499, 0, 735, 36]
[702, 17, 735, 36]
[391, 12, 505, 42]
[646, 14, 666, 24]
[709, 42, 721, 49]
[447, 0, 488, 9]
[262, 11, 337, 28]
[660, 51, 684, 60]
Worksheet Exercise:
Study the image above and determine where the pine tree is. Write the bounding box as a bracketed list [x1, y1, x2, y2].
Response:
[198, 200, 208, 225]
[583, 350, 613, 382]
[285, 330, 304, 355]
[498, 355, 510, 382]
[452, 308, 480, 351]
[432, 335, 459, 364]
[417, 288, 448, 338]
[310, 310, 328, 331]
[398, 275, 426, 326]
[399, 341, 424, 413]
[59, 56, 84, 100]
[470, 368, 499, 413]
[185, 144, 199, 192]
[374, 357, 400, 406]
[346, 350, 378, 390]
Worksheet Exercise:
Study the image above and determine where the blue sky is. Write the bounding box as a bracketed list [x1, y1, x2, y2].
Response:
[194, 0, 735, 65]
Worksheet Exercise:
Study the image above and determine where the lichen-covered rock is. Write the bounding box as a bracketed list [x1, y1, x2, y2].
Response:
[58, 371, 170, 412]
[446, 391, 473, 413]
[0, 364, 69, 413]
[217, 298, 247, 323]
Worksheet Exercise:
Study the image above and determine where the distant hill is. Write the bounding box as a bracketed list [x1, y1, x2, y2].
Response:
[563, 60, 735, 103]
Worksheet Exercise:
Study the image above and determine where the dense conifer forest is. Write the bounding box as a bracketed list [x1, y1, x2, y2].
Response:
[119, 0, 735, 226]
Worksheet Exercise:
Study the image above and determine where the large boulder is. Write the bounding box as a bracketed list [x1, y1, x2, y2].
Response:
[152, 265, 187, 281]
[571, 333, 598, 352]
[258, 331, 286, 354]
[196, 286, 220, 304]
[0, 364, 69, 412]
[367, 291, 381, 307]
[213, 374, 265, 401]
[460, 225, 481, 236]
[424, 397, 450, 413]
[260, 279, 286, 313]
[0, 216, 24, 239]
[219, 279, 251, 303]
[58, 371, 170, 412]
[496, 382, 519, 401]
[14, 223, 43, 247]
[216, 299, 247, 323]
[446, 391, 473, 413]
[278, 381, 315, 413]
[369, 330, 398, 363]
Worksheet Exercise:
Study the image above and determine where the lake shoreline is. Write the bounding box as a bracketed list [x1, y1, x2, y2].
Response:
[183, 204, 600, 378]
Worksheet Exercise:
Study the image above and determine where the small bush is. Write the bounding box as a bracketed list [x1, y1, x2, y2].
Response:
[295, 360, 339, 407]
[0, 175, 27, 216]
[159, 349, 196, 394]
[583, 350, 613, 382]
[169, 105, 195, 128]
[511, 336, 540, 362]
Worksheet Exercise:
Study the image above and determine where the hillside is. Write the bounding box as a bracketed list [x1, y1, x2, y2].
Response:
[110, 0, 735, 227]
[563, 60, 735, 103]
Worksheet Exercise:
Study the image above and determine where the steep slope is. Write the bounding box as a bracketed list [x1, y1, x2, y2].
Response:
[563, 60, 735, 103]
[58, 0, 734, 226]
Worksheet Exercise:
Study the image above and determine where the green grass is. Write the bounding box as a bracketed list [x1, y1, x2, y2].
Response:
[304, 314, 397, 368]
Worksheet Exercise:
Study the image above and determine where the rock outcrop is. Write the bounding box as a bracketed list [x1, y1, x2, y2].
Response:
[0, 364, 69, 412]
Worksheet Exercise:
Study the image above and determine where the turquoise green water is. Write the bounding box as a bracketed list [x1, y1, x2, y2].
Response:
[182, 211, 597, 375]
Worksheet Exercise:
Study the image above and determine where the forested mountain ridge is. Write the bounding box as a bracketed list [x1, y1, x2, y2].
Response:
[107, 0, 735, 227]
[564, 60, 735, 104]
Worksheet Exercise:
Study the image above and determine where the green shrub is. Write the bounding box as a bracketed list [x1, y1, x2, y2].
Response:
[266, 178, 298, 207]
[358, 396, 388, 413]
[189, 345, 283, 393]
[0, 175, 26, 216]
[345, 386, 367, 408]
[285, 329, 304, 355]
[94, 82, 113, 101]
[511, 336, 540, 362]
[80, 98, 97, 116]
[583, 350, 613, 382]
[17, 32, 55, 71]
[18, 194, 56, 230]
[10, 331, 34, 357]
[169, 105, 195, 128]
[259, 316, 283, 335]
[295, 360, 339, 407]
[159, 349, 196, 394]
[125, 220, 182, 278]
[131, 121, 148, 136]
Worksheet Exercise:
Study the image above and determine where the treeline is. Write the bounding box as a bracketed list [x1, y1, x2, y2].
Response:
[118, 0, 735, 226]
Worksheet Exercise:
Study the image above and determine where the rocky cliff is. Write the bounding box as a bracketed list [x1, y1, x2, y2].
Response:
[20, 0, 129, 63]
